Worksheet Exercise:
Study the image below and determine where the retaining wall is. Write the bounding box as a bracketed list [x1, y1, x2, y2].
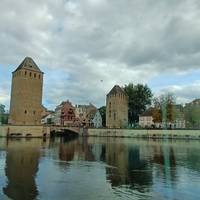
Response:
[88, 128, 200, 139]
[0, 125, 50, 138]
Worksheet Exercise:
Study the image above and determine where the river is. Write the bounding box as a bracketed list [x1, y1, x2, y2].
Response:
[0, 137, 200, 200]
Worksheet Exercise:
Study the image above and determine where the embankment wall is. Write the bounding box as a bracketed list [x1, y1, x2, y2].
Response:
[0, 125, 50, 138]
[88, 128, 200, 139]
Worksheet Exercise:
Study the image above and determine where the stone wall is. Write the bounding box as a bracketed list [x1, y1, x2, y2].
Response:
[9, 66, 43, 125]
[106, 90, 128, 128]
[0, 125, 50, 138]
[88, 128, 200, 139]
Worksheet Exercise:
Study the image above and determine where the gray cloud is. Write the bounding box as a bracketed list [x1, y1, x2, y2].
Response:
[1, 0, 200, 109]
[157, 81, 200, 104]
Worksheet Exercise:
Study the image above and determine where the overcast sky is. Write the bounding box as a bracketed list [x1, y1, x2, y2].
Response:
[1, 0, 200, 110]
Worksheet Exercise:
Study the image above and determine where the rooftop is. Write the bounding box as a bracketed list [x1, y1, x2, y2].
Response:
[13, 57, 43, 73]
[107, 85, 127, 96]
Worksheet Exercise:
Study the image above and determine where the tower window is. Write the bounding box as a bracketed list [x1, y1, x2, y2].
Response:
[29, 72, 32, 77]
[25, 110, 27, 114]
[34, 73, 36, 78]
[25, 71, 27, 75]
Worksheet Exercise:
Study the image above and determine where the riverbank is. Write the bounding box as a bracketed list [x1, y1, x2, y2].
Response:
[88, 128, 200, 139]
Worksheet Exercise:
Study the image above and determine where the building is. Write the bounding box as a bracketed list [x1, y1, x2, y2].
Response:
[86, 109, 97, 127]
[75, 104, 97, 118]
[9, 57, 43, 125]
[184, 99, 200, 128]
[172, 104, 185, 129]
[60, 101, 76, 126]
[41, 112, 55, 125]
[92, 110, 103, 128]
[139, 108, 154, 128]
[54, 101, 76, 126]
[75, 104, 97, 126]
[139, 105, 185, 129]
[54, 104, 62, 125]
[106, 85, 128, 128]
[41, 105, 53, 118]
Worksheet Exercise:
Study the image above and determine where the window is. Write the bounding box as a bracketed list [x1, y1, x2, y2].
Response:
[25, 110, 27, 114]
[25, 71, 27, 75]
[114, 113, 116, 120]
[33, 111, 36, 115]
[39, 74, 40, 79]
[30, 72, 32, 77]
[34, 73, 36, 78]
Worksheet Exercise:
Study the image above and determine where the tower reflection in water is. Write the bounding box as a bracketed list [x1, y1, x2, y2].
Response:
[102, 139, 152, 192]
[3, 139, 41, 200]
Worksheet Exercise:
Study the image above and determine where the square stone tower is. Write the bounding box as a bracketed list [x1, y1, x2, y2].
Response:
[106, 85, 128, 128]
[9, 57, 44, 125]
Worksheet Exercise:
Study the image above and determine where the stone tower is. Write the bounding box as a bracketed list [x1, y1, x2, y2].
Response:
[106, 85, 128, 128]
[9, 57, 43, 125]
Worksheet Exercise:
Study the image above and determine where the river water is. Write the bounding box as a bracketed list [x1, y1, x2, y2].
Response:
[0, 137, 200, 200]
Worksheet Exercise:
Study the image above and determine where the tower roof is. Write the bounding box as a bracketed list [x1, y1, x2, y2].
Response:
[13, 57, 43, 73]
[107, 85, 127, 96]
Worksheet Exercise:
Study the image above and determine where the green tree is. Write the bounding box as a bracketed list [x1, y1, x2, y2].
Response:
[99, 106, 106, 127]
[0, 104, 6, 125]
[153, 93, 176, 127]
[0, 104, 5, 114]
[184, 102, 200, 128]
[124, 83, 153, 125]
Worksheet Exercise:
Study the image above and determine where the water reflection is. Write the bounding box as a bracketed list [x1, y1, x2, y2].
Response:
[3, 139, 42, 200]
[0, 137, 200, 200]
[103, 141, 152, 192]
[59, 138, 95, 162]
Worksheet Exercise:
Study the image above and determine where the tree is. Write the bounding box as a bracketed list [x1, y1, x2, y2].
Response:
[0, 104, 6, 125]
[153, 93, 176, 127]
[99, 106, 106, 127]
[0, 104, 5, 114]
[124, 83, 153, 125]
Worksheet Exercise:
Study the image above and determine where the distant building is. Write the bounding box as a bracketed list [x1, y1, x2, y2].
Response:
[54, 101, 76, 126]
[41, 112, 55, 125]
[54, 104, 62, 125]
[184, 99, 200, 128]
[75, 104, 97, 118]
[41, 105, 53, 118]
[60, 101, 76, 126]
[75, 104, 97, 126]
[139, 108, 154, 128]
[139, 105, 185, 129]
[86, 109, 97, 127]
[9, 57, 43, 125]
[106, 85, 128, 128]
[172, 104, 185, 129]
[92, 110, 102, 128]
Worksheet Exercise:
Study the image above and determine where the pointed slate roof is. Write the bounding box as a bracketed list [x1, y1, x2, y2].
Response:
[107, 85, 127, 96]
[14, 57, 43, 73]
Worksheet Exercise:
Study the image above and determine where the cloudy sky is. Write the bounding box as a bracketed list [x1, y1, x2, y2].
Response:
[1, 0, 200, 110]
